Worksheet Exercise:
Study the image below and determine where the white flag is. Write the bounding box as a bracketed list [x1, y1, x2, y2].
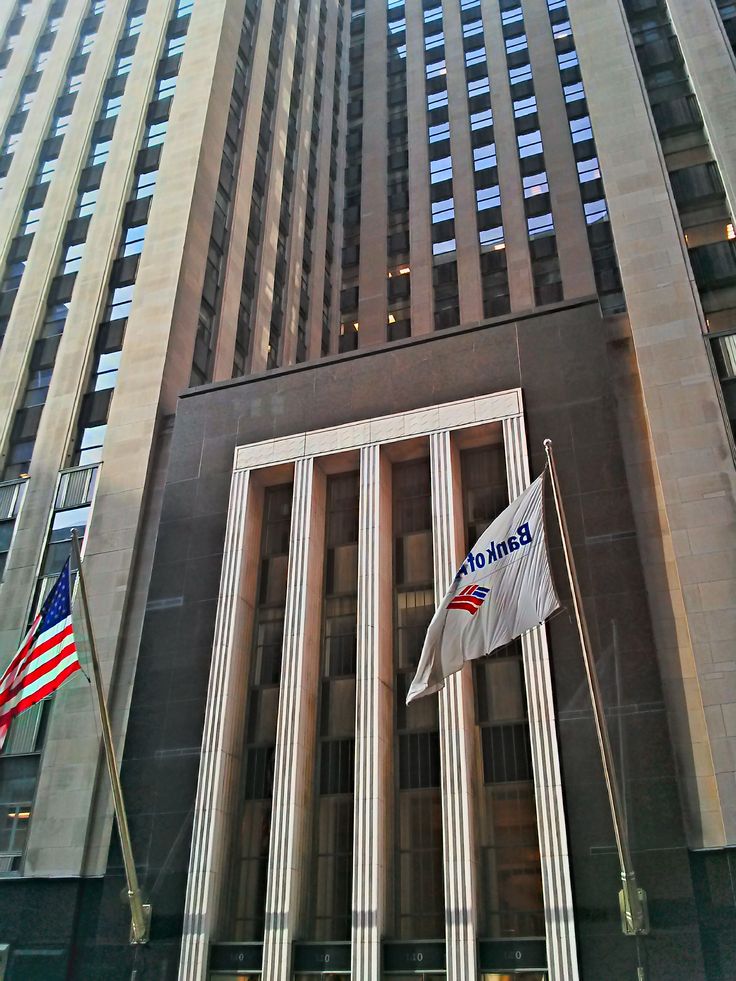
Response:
[406, 472, 558, 703]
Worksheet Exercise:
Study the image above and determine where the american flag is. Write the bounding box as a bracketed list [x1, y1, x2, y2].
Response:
[447, 584, 490, 615]
[0, 558, 81, 750]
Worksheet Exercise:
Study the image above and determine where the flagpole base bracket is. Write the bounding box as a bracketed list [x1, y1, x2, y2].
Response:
[619, 886, 649, 937]
[130, 904, 152, 945]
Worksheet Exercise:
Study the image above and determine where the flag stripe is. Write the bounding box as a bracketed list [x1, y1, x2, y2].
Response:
[0, 622, 75, 696]
[0, 659, 81, 725]
[0, 641, 78, 715]
[0, 560, 81, 750]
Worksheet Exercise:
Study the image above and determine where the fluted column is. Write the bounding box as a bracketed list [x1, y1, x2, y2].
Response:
[351, 443, 393, 980]
[178, 469, 262, 981]
[503, 416, 579, 980]
[262, 457, 325, 980]
[430, 431, 478, 980]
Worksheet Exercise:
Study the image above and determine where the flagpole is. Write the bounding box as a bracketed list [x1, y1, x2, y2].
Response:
[542, 440, 649, 944]
[71, 531, 151, 944]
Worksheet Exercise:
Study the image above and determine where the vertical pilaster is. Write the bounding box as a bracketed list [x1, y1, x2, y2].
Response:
[178, 469, 262, 981]
[351, 443, 393, 980]
[249, 0, 303, 373]
[480, 0, 535, 312]
[262, 456, 325, 980]
[441, 0, 483, 324]
[405, 0, 433, 336]
[503, 416, 580, 981]
[430, 430, 478, 980]
[666, 0, 736, 222]
[357, 0, 388, 346]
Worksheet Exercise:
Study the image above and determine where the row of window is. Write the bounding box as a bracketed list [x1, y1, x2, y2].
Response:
[624, 0, 736, 442]
[0, 0, 70, 191]
[549, 1, 623, 312]
[72, 3, 191, 467]
[294, 0, 331, 365]
[191, 0, 260, 386]
[266, 0, 311, 371]
[337, 0, 365, 354]
[1, 0, 147, 482]
[233, 0, 288, 374]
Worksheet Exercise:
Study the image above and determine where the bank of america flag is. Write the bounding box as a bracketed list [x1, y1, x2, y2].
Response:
[0, 559, 81, 749]
[407, 473, 558, 703]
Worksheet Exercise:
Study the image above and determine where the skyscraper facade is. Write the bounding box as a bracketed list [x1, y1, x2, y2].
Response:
[0, 0, 735, 979]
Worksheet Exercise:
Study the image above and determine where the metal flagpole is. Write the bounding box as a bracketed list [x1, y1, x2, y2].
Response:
[542, 441, 649, 947]
[71, 531, 151, 944]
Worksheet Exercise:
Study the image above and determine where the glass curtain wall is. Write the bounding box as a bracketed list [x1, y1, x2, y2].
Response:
[307, 471, 359, 940]
[461, 444, 544, 940]
[230, 483, 293, 939]
[392, 458, 445, 939]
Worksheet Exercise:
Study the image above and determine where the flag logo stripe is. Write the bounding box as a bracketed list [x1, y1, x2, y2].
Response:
[447, 584, 490, 615]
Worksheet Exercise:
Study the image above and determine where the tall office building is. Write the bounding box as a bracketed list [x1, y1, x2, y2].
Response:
[0, 0, 735, 978]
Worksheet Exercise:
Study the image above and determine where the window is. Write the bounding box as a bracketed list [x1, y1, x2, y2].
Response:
[155, 74, 177, 100]
[523, 171, 548, 196]
[528, 212, 554, 237]
[114, 54, 134, 76]
[61, 241, 84, 274]
[19, 90, 35, 111]
[21, 207, 43, 234]
[91, 350, 120, 390]
[428, 121, 449, 143]
[101, 94, 123, 118]
[165, 33, 186, 57]
[426, 59, 446, 79]
[430, 156, 452, 183]
[126, 13, 145, 35]
[465, 47, 485, 67]
[431, 198, 454, 223]
[74, 188, 98, 218]
[2, 130, 22, 155]
[42, 302, 71, 337]
[564, 80, 585, 103]
[66, 72, 85, 94]
[517, 129, 542, 157]
[427, 89, 448, 111]
[509, 63, 532, 85]
[33, 49, 51, 72]
[104, 283, 134, 321]
[424, 31, 444, 50]
[570, 115, 592, 143]
[479, 223, 504, 247]
[175, 0, 194, 15]
[577, 157, 600, 183]
[144, 119, 167, 147]
[134, 168, 157, 198]
[467, 76, 490, 98]
[88, 138, 111, 166]
[78, 32, 96, 55]
[471, 107, 493, 130]
[120, 223, 146, 256]
[463, 18, 483, 38]
[505, 32, 527, 54]
[34, 156, 57, 184]
[513, 95, 537, 117]
[584, 199, 608, 224]
[52, 109, 72, 135]
[473, 143, 497, 170]
[477, 186, 501, 210]
[3, 260, 28, 291]
[558, 49, 579, 70]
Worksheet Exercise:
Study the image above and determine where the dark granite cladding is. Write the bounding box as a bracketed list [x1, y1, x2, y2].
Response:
[0, 300, 721, 978]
